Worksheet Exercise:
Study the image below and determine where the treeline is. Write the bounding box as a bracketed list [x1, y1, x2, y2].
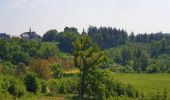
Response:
[0, 31, 169, 99]
[41, 26, 170, 73]
[42, 26, 170, 52]
[0, 37, 58, 65]
[105, 39, 170, 73]
[1, 26, 170, 73]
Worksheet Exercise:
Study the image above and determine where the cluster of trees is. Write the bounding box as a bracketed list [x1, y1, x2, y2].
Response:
[0, 31, 169, 99]
[42, 27, 80, 52]
[129, 32, 170, 43]
[42, 26, 170, 53]
[0, 34, 143, 100]
[73, 35, 142, 99]
[0, 37, 58, 65]
[42, 26, 129, 52]
[105, 38, 170, 73]
[87, 26, 128, 49]
[41, 26, 170, 73]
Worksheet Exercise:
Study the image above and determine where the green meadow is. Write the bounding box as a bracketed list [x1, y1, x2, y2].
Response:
[112, 73, 170, 97]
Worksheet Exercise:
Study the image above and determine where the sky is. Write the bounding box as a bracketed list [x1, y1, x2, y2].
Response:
[0, 0, 170, 36]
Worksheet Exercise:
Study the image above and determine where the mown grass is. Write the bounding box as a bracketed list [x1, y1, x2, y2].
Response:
[112, 73, 170, 97]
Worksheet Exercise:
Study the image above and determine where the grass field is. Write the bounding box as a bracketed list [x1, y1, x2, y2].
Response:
[112, 73, 170, 96]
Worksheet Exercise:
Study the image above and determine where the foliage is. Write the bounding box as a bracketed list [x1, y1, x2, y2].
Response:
[48, 77, 78, 96]
[0, 75, 26, 98]
[24, 73, 41, 93]
[88, 26, 128, 49]
[48, 56, 74, 71]
[73, 34, 107, 99]
[42, 29, 58, 42]
[87, 70, 139, 100]
[58, 77, 78, 94]
[0, 38, 58, 66]
[56, 27, 80, 53]
[15, 62, 26, 78]
[8, 78, 26, 97]
[151, 88, 168, 100]
[112, 73, 170, 98]
[52, 64, 63, 78]
[29, 59, 51, 80]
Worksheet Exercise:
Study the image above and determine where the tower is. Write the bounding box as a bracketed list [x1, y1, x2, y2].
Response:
[29, 28, 31, 33]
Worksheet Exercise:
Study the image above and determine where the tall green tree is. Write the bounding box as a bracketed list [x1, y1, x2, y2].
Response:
[42, 29, 58, 42]
[56, 27, 80, 53]
[73, 35, 107, 100]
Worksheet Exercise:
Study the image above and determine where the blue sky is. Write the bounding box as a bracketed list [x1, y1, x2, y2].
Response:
[0, 0, 170, 36]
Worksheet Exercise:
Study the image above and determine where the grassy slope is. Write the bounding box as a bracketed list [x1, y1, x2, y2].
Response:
[112, 73, 170, 96]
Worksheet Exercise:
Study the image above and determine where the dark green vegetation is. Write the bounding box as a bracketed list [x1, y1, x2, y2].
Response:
[0, 26, 170, 99]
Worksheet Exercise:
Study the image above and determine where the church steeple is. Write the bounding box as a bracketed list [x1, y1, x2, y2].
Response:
[29, 28, 31, 33]
[82, 28, 86, 35]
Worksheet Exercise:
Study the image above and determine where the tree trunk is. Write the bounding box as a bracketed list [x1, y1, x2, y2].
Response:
[79, 71, 85, 100]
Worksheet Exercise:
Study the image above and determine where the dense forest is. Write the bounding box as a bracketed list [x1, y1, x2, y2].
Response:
[0, 26, 169, 100]
[42, 26, 170, 73]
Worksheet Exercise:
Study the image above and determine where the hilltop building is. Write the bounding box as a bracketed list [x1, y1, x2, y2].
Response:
[20, 28, 41, 40]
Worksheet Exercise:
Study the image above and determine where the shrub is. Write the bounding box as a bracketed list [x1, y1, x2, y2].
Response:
[125, 84, 138, 97]
[87, 70, 139, 99]
[29, 59, 51, 80]
[0, 75, 26, 98]
[58, 77, 78, 94]
[47, 77, 78, 96]
[8, 79, 26, 97]
[52, 64, 63, 79]
[146, 64, 161, 73]
[15, 62, 26, 78]
[48, 79, 61, 96]
[1, 62, 15, 75]
[110, 64, 126, 72]
[24, 73, 40, 93]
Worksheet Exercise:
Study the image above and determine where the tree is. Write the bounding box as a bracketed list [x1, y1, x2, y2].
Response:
[73, 34, 107, 100]
[24, 73, 40, 93]
[87, 26, 128, 49]
[134, 50, 149, 72]
[29, 59, 51, 80]
[42, 29, 58, 42]
[12, 51, 30, 65]
[56, 27, 80, 53]
[113, 48, 122, 64]
[129, 32, 135, 42]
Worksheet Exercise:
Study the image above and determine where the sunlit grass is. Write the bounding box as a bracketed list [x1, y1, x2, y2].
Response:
[64, 69, 79, 74]
[112, 73, 170, 96]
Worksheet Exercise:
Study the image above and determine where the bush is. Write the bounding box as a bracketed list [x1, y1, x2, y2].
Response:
[58, 77, 78, 94]
[126, 84, 138, 97]
[8, 79, 26, 97]
[15, 62, 26, 78]
[24, 73, 41, 93]
[47, 77, 78, 96]
[29, 59, 51, 80]
[150, 88, 168, 100]
[146, 64, 161, 73]
[110, 64, 126, 72]
[52, 64, 63, 79]
[1, 62, 15, 75]
[47, 79, 61, 96]
[0, 75, 26, 98]
[87, 70, 139, 99]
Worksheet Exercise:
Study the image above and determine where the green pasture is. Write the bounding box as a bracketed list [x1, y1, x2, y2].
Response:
[112, 73, 170, 96]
